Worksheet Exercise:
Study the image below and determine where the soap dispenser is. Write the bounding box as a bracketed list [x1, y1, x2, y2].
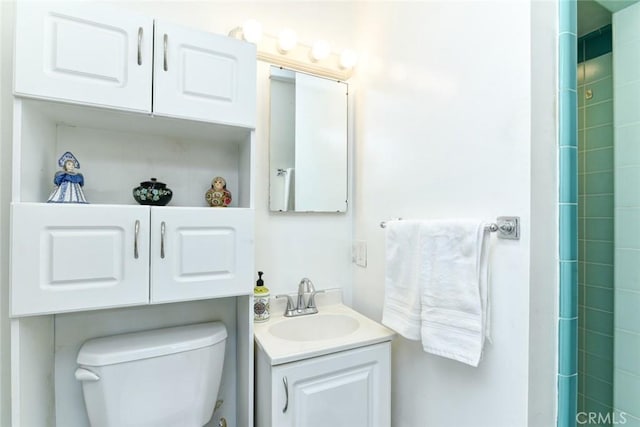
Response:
[253, 271, 270, 322]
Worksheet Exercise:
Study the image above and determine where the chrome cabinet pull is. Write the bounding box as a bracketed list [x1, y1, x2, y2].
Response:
[137, 27, 143, 65]
[134, 220, 140, 259]
[160, 221, 166, 259]
[163, 34, 168, 71]
[282, 376, 289, 413]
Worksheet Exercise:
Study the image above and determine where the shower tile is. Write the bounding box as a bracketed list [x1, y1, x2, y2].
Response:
[615, 209, 640, 250]
[585, 101, 614, 128]
[559, 0, 576, 34]
[560, 147, 578, 203]
[584, 308, 613, 336]
[560, 33, 578, 90]
[585, 148, 613, 173]
[584, 241, 613, 265]
[615, 81, 640, 127]
[584, 171, 613, 195]
[578, 86, 585, 109]
[578, 129, 585, 150]
[560, 89, 578, 147]
[584, 77, 613, 106]
[584, 375, 613, 407]
[558, 374, 578, 427]
[615, 249, 640, 293]
[616, 124, 640, 167]
[559, 318, 578, 375]
[584, 218, 613, 241]
[585, 331, 613, 361]
[584, 54, 613, 84]
[560, 204, 578, 260]
[614, 2, 640, 45]
[613, 370, 640, 418]
[583, 398, 614, 426]
[578, 62, 585, 85]
[585, 352, 613, 384]
[614, 329, 640, 376]
[615, 411, 640, 427]
[614, 41, 640, 86]
[585, 125, 613, 151]
[584, 286, 613, 314]
[615, 290, 640, 334]
[585, 263, 613, 289]
[616, 167, 640, 207]
[560, 261, 578, 318]
[584, 194, 614, 218]
[578, 106, 585, 130]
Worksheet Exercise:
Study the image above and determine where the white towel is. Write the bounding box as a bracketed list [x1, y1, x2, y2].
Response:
[419, 219, 490, 367]
[382, 219, 491, 367]
[381, 220, 423, 340]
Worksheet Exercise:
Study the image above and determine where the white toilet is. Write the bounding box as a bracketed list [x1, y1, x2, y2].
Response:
[75, 322, 227, 427]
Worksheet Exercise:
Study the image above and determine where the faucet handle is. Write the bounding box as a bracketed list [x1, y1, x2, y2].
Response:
[306, 290, 325, 309]
[275, 294, 295, 316]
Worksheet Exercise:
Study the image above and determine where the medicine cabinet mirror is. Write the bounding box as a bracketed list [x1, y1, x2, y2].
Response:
[268, 66, 348, 212]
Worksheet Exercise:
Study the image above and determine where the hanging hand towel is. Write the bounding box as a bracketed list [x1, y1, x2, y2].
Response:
[381, 220, 423, 340]
[419, 219, 490, 367]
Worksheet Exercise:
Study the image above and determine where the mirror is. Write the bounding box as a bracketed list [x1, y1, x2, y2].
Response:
[269, 66, 348, 212]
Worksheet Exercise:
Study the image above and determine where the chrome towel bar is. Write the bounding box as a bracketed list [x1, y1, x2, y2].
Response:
[380, 216, 520, 240]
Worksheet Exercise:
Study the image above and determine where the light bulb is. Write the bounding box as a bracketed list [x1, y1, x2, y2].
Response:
[278, 28, 297, 53]
[339, 49, 358, 70]
[242, 19, 262, 44]
[310, 40, 331, 61]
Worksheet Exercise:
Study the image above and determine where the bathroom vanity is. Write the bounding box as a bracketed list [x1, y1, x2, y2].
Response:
[9, 3, 256, 426]
[254, 297, 394, 427]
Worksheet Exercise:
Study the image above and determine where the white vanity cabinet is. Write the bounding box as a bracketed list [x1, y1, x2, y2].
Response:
[14, 3, 256, 127]
[256, 342, 391, 427]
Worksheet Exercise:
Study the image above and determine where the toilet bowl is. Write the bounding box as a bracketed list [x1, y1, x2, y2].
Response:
[75, 322, 227, 427]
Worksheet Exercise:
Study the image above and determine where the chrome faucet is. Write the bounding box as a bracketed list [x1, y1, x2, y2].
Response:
[276, 278, 324, 317]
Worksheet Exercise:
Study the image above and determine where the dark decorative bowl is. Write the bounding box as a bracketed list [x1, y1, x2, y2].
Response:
[133, 178, 173, 206]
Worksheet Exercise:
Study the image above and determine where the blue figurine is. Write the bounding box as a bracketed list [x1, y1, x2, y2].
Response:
[47, 152, 88, 203]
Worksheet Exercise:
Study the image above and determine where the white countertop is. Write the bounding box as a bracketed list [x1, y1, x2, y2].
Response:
[254, 291, 395, 365]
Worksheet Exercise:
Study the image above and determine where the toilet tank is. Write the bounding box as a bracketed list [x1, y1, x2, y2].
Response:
[75, 322, 227, 427]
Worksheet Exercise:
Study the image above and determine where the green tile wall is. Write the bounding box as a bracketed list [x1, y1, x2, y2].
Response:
[613, 2, 640, 424]
[578, 49, 615, 424]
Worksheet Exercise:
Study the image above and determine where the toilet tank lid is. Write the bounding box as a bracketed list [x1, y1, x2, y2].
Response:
[77, 322, 227, 366]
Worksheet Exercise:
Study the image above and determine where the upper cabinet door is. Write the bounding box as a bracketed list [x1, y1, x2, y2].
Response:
[14, 2, 153, 112]
[10, 203, 150, 316]
[149, 207, 254, 304]
[153, 21, 257, 128]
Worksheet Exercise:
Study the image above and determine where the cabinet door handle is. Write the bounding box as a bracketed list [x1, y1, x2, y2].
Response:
[137, 27, 143, 66]
[134, 220, 140, 259]
[282, 376, 289, 413]
[163, 34, 168, 71]
[160, 221, 166, 259]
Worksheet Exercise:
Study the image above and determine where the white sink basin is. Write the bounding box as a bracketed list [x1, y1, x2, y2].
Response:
[268, 314, 360, 341]
[254, 296, 395, 365]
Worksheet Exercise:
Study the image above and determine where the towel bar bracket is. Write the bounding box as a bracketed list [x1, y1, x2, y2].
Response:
[494, 216, 520, 240]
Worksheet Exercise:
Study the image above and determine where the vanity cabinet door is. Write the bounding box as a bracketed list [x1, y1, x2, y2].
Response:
[270, 343, 391, 427]
[14, 2, 153, 112]
[10, 203, 150, 316]
[149, 207, 254, 303]
[152, 21, 257, 128]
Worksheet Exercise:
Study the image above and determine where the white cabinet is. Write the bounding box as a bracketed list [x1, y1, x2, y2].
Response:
[14, 2, 154, 113]
[256, 342, 391, 427]
[153, 21, 256, 127]
[11, 203, 253, 316]
[14, 3, 256, 127]
[10, 203, 150, 316]
[150, 207, 254, 303]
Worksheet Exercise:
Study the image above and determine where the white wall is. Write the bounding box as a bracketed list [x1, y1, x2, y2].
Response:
[351, 2, 555, 426]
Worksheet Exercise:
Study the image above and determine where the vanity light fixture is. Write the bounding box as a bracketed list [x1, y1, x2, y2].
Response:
[277, 28, 298, 53]
[229, 21, 356, 81]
